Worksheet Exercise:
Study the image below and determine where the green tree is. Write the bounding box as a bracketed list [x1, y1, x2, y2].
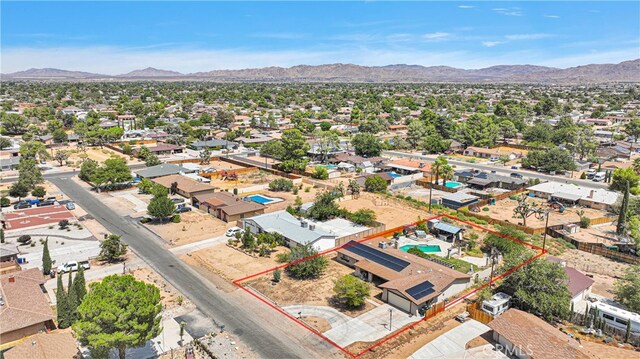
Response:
[147, 192, 176, 222]
[1, 113, 29, 134]
[144, 154, 161, 167]
[99, 234, 128, 263]
[260, 140, 286, 160]
[215, 110, 235, 129]
[199, 148, 212, 165]
[91, 157, 133, 189]
[73, 275, 162, 359]
[286, 244, 329, 279]
[617, 182, 630, 235]
[19, 140, 49, 161]
[0, 228, 4, 244]
[459, 114, 499, 147]
[347, 179, 361, 198]
[278, 129, 310, 173]
[307, 191, 342, 221]
[613, 266, 640, 312]
[333, 275, 370, 308]
[68, 271, 79, 322]
[52, 128, 68, 143]
[610, 167, 640, 193]
[0, 137, 12, 150]
[351, 133, 383, 157]
[522, 148, 576, 173]
[53, 150, 70, 166]
[56, 274, 71, 329]
[348, 208, 377, 226]
[74, 265, 87, 302]
[499, 252, 571, 321]
[364, 175, 387, 193]
[312, 166, 329, 180]
[512, 194, 544, 227]
[137, 146, 151, 160]
[79, 159, 99, 182]
[432, 156, 448, 185]
[624, 119, 640, 159]
[42, 238, 52, 274]
[498, 120, 517, 143]
[32, 185, 47, 198]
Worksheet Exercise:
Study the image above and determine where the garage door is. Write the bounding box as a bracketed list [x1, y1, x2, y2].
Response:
[387, 291, 412, 313]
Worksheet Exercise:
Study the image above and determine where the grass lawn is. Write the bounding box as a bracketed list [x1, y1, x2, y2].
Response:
[407, 248, 478, 273]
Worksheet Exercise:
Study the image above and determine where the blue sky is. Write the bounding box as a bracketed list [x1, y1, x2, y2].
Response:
[2, 1, 639, 74]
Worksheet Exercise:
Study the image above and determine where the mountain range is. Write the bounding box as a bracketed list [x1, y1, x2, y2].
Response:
[3, 59, 639, 83]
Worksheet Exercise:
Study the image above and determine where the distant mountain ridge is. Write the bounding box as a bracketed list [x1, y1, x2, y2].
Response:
[3, 59, 639, 83]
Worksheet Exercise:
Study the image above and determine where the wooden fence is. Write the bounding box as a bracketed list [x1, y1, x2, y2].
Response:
[424, 301, 446, 319]
[549, 228, 640, 265]
[219, 157, 302, 180]
[415, 179, 459, 193]
[199, 167, 259, 179]
[466, 302, 494, 324]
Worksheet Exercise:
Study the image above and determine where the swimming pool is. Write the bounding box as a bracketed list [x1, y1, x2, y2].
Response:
[400, 244, 442, 253]
[387, 171, 402, 178]
[320, 164, 337, 170]
[246, 194, 282, 205]
[444, 181, 463, 189]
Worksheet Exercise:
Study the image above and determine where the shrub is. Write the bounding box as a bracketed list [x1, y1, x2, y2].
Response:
[333, 275, 370, 308]
[58, 219, 70, 229]
[305, 187, 310, 192]
[482, 207, 490, 211]
[580, 172, 587, 180]
[268, 178, 294, 192]
[273, 269, 282, 283]
[172, 214, 181, 223]
[364, 175, 387, 193]
[349, 209, 377, 226]
[579, 216, 591, 228]
[292, 186, 299, 195]
[312, 166, 329, 180]
[0, 197, 10, 207]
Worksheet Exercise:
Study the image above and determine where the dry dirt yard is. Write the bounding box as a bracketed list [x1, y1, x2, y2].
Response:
[339, 193, 430, 227]
[145, 211, 232, 247]
[249, 256, 381, 318]
[182, 243, 288, 282]
[479, 196, 609, 229]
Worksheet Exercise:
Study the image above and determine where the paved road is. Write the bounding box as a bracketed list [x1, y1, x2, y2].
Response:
[383, 150, 609, 190]
[49, 176, 331, 359]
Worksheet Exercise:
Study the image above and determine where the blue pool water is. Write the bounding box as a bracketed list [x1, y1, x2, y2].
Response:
[247, 195, 276, 204]
[388, 171, 402, 178]
[444, 181, 463, 189]
[400, 244, 442, 253]
[320, 165, 337, 170]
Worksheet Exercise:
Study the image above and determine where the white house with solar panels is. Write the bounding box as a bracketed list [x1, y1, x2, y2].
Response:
[337, 241, 472, 315]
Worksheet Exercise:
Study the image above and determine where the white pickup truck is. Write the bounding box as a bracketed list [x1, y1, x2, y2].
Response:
[57, 260, 90, 274]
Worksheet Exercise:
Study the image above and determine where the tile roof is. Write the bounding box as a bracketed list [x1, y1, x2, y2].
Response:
[4, 332, 80, 359]
[0, 268, 54, 335]
[488, 309, 590, 359]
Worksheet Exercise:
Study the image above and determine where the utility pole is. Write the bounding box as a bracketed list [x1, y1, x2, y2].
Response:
[388, 308, 393, 331]
[428, 185, 433, 213]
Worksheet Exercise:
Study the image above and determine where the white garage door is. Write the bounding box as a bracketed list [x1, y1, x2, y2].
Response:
[387, 291, 412, 312]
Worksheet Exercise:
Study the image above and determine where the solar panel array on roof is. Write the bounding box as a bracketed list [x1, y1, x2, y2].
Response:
[406, 281, 435, 300]
[343, 241, 410, 272]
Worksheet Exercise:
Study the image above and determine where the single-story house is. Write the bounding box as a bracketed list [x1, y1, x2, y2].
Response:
[441, 192, 480, 210]
[134, 142, 184, 156]
[527, 181, 619, 210]
[3, 332, 80, 359]
[0, 156, 20, 171]
[487, 308, 590, 359]
[151, 174, 216, 199]
[448, 140, 464, 153]
[455, 171, 527, 191]
[337, 242, 471, 315]
[243, 210, 338, 251]
[547, 256, 594, 308]
[189, 139, 237, 150]
[0, 269, 55, 344]
[384, 158, 432, 177]
[196, 192, 265, 222]
[0, 243, 19, 263]
[463, 146, 524, 160]
[427, 219, 464, 243]
[134, 164, 195, 179]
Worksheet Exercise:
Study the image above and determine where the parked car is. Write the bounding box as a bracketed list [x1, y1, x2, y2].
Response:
[510, 172, 524, 179]
[511, 165, 518, 169]
[593, 172, 607, 182]
[24, 198, 40, 205]
[175, 205, 192, 213]
[455, 312, 470, 323]
[57, 260, 90, 274]
[171, 198, 185, 204]
[65, 202, 76, 210]
[37, 199, 56, 207]
[586, 169, 597, 179]
[13, 201, 32, 209]
[225, 226, 243, 237]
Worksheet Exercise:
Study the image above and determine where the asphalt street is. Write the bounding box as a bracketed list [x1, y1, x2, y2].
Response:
[49, 175, 331, 359]
[383, 150, 609, 190]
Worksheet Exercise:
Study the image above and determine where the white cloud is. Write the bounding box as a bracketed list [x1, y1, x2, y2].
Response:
[505, 33, 554, 40]
[458, 5, 476, 9]
[422, 32, 451, 41]
[544, 15, 560, 19]
[493, 8, 523, 16]
[482, 41, 504, 47]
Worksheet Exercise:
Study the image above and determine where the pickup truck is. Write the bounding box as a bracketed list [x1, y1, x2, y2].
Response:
[57, 260, 90, 274]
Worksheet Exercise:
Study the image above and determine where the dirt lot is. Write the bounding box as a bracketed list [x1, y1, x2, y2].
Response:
[249, 256, 380, 318]
[345, 304, 466, 359]
[339, 193, 429, 227]
[131, 267, 195, 314]
[302, 316, 332, 333]
[559, 249, 632, 298]
[207, 169, 278, 191]
[570, 223, 620, 245]
[479, 196, 609, 229]
[183, 243, 287, 282]
[145, 211, 232, 247]
[257, 185, 325, 212]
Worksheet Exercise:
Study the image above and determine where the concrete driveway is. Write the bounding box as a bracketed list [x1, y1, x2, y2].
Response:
[284, 304, 421, 347]
[409, 319, 490, 359]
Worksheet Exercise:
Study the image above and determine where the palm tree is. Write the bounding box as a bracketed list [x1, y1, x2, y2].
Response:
[432, 156, 448, 185]
[439, 164, 454, 186]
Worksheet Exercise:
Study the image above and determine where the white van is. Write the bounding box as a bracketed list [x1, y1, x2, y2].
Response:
[586, 169, 597, 179]
[593, 172, 606, 182]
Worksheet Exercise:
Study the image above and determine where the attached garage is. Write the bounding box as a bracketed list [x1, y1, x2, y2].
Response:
[385, 290, 412, 313]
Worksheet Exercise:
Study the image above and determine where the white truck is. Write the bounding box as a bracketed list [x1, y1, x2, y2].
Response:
[57, 260, 90, 274]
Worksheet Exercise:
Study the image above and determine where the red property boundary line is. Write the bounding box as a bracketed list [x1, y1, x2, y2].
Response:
[232, 213, 547, 358]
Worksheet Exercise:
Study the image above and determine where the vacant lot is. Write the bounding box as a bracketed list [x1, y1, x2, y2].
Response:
[339, 193, 428, 227]
[145, 211, 231, 247]
[249, 257, 380, 318]
[479, 196, 608, 229]
[184, 243, 287, 281]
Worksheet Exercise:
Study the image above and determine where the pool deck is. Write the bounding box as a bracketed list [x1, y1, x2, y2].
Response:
[395, 236, 452, 257]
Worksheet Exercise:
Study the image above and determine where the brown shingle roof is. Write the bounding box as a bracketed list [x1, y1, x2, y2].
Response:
[488, 309, 590, 359]
[4, 332, 80, 359]
[0, 268, 54, 335]
[199, 192, 265, 215]
[152, 174, 216, 195]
